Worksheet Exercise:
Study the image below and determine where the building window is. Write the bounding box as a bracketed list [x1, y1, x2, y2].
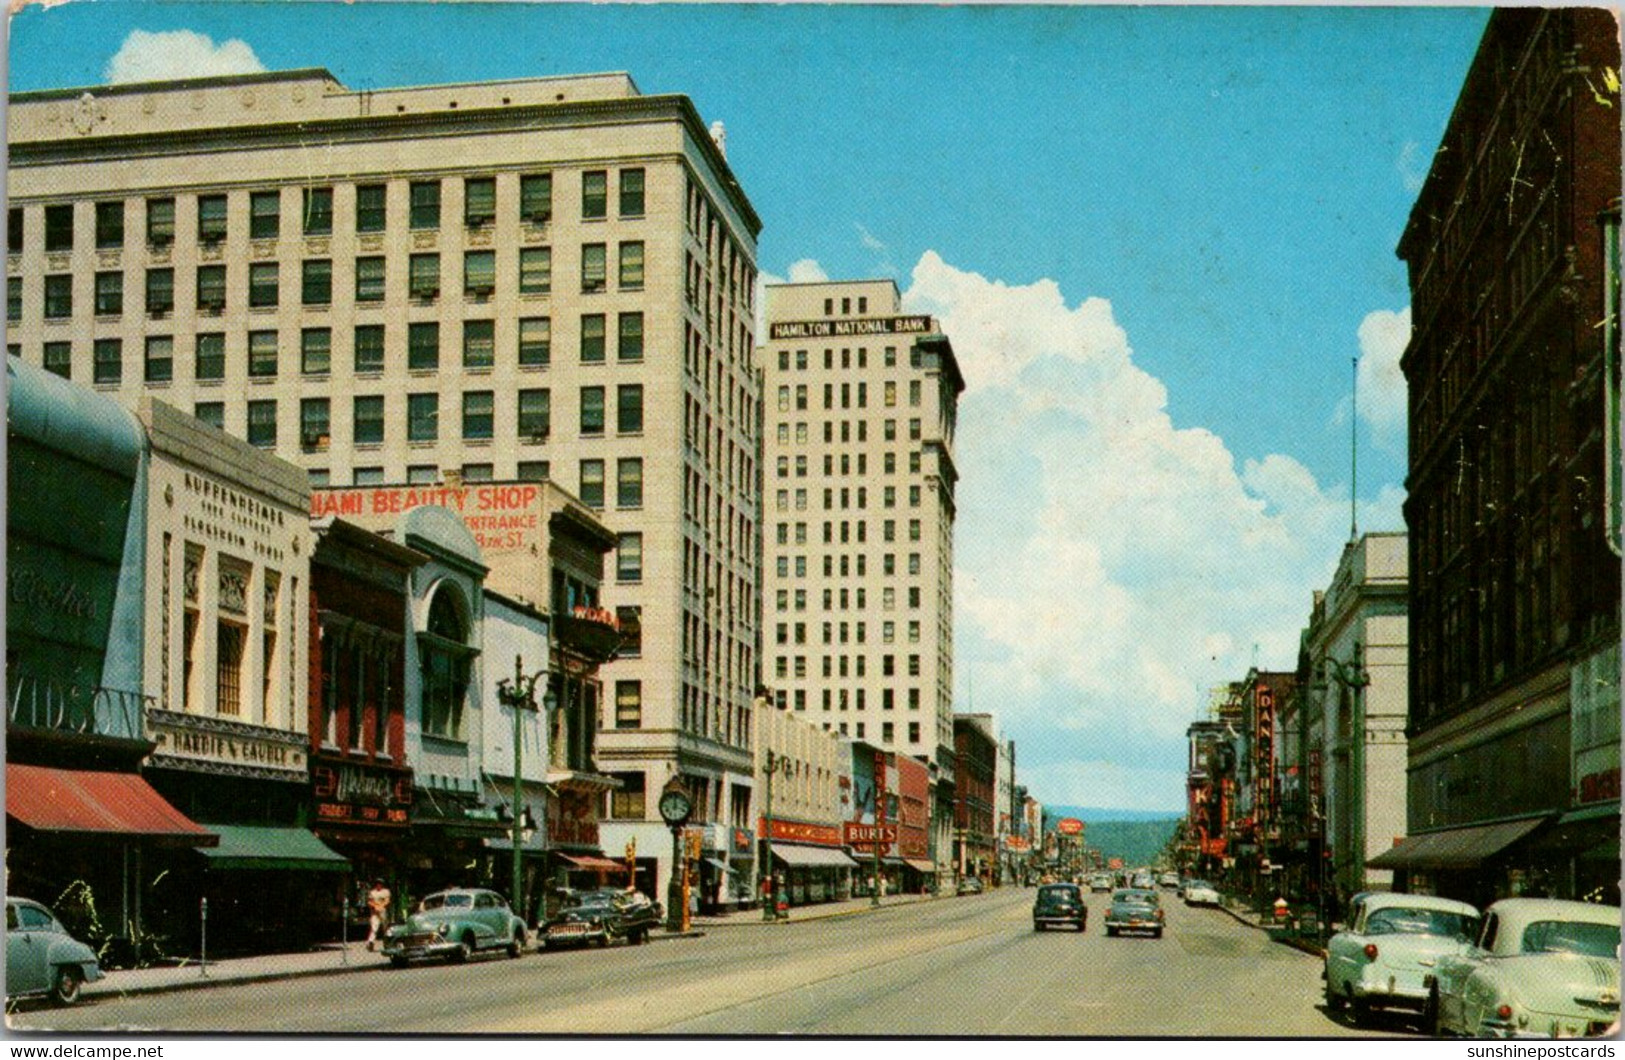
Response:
[135, 269, 170, 319]
[518, 388, 550, 440]
[5, 277, 20, 323]
[582, 171, 607, 220]
[611, 772, 645, 818]
[301, 399, 331, 451]
[908, 722, 920, 743]
[463, 320, 495, 369]
[611, 679, 644, 732]
[409, 181, 441, 230]
[356, 184, 386, 233]
[8, 207, 22, 253]
[353, 396, 385, 445]
[43, 274, 72, 319]
[519, 247, 551, 294]
[464, 177, 496, 227]
[216, 616, 245, 716]
[249, 191, 280, 240]
[407, 465, 437, 485]
[354, 325, 385, 373]
[353, 467, 385, 486]
[617, 457, 643, 508]
[197, 265, 226, 311]
[581, 243, 606, 292]
[409, 253, 440, 299]
[305, 328, 335, 374]
[462, 390, 494, 440]
[94, 271, 122, 316]
[460, 464, 493, 482]
[355, 256, 385, 303]
[195, 333, 225, 381]
[519, 317, 551, 366]
[619, 168, 645, 217]
[248, 330, 278, 377]
[302, 187, 333, 235]
[580, 386, 605, 435]
[460, 250, 496, 297]
[520, 173, 552, 223]
[95, 201, 124, 249]
[618, 241, 644, 288]
[144, 336, 173, 383]
[198, 194, 227, 243]
[302, 259, 332, 305]
[249, 262, 279, 307]
[579, 314, 607, 363]
[421, 586, 472, 740]
[247, 400, 277, 447]
[578, 459, 605, 508]
[517, 460, 549, 482]
[618, 312, 644, 362]
[617, 385, 644, 434]
[617, 533, 643, 582]
[88, 338, 120, 384]
[408, 322, 439, 371]
[194, 402, 224, 430]
[44, 204, 73, 251]
[42, 341, 70, 379]
[146, 197, 176, 246]
[407, 393, 438, 442]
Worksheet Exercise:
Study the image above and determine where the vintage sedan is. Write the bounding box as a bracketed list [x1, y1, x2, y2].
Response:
[543, 888, 662, 948]
[1032, 883, 1088, 932]
[1105, 888, 1164, 938]
[1183, 880, 1221, 907]
[383, 888, 527, 966]
[1323, 892, 1480, 1021]
[6, 897, 103, 1005]
[1428, 898, 1620, 1038]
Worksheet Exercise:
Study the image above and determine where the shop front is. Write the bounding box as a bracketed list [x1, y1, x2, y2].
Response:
[311, 751, 413, 930]
[766, 818, 857, 905]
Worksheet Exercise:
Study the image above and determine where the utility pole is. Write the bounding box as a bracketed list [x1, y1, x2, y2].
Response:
[761, 751, 782, 921]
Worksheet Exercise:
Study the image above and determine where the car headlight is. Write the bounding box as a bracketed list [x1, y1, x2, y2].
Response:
[438, 923, 451, 937]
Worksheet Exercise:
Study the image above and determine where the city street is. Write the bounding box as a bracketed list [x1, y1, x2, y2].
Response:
[13, 888, 1408, 1037]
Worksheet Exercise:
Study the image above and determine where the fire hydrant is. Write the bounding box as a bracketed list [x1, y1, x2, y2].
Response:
[1273, 897, 1290, 923]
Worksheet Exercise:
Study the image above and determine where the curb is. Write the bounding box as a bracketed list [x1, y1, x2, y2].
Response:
[82, 930, 708, 1002]
[1214, 901, 1327, 959]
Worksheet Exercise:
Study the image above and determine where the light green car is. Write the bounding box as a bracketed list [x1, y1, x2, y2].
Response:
[1323, 891, 1480, 1022]
[383, 888, 528, 966]
[1427, 898, 1620, 1038]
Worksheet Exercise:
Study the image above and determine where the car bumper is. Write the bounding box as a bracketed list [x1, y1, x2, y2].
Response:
[544, 924, 607, 946]
[382, 935, 462, 961]
[1034, 915, 1085, 927]
[1106, 919, 1162, 931]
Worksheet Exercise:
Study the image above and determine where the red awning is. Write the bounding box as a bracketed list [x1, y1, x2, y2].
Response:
[6, 763, 217, 846]
[560, 853, 627, 873]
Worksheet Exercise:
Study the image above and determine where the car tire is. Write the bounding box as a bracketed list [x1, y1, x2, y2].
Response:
[1033, 922, 1043, 932]
[390, 955, 409, 969]
[1423, 987, 1443, 1037]
[1106, 926, 1117, 937]
[49, 966, 82, 1006]
[1153, 928, 1163, 939]
[1346, 989, 1367, 1026]
[451, 935, 473, 963]
[508, 932, 524, 959]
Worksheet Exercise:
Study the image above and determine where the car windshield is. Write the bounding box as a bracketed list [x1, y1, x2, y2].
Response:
[421, 893, 474, 910]
[1188, 881, 1211, 890]
[1038, 886, 1078, 901]
[1364, 907, 1479, 940]
[1520, 920, 1621, 958]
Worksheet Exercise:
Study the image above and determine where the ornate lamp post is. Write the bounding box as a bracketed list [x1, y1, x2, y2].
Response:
[1312, 642, 1370, 937]
[496, 654, 553, 923]
[759, 751, 784, 921]
[657, 775, 693, 933]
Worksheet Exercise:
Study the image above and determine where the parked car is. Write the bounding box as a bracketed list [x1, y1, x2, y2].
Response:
[1032, 883, 1088, 932]
[1183, 880, 1221, 907]
[383, 887, 527, 966]
[1157, 872, 1180, 890]
[1323, 892, 1481, 1022]
[543, 888, 662, 948]
[1131, 871, 1155, 890]
[957, 877, 985, 896]
[1105, 888, 1164, 938]
[5, 897, 103, 1005]
[1428, 898, 1621, 1038]
[1089, 873, 1114, 893]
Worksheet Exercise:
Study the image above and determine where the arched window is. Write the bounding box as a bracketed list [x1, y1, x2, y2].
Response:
[420, 584, 476, 739]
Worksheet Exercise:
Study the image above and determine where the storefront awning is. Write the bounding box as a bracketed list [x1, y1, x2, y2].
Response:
[703, 858, 730, 872]
[560, 853, 627, 873]
[771, 843, 858, 868]
[198, 825, 349, 871]
[1368, 816, 1548, 871]
[904, 859, 937, 874]
[6, 763, 217, 846]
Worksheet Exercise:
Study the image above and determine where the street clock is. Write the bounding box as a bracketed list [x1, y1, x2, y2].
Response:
[658, 778, 693, 828]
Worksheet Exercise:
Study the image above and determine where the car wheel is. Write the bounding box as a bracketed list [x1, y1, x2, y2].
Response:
[49, 966, 82, 1006]
[1106, 926, 1117, 937]
[390, 955, 409, 969]
[508, 931, 525, 959]
[1153, 927, 1163, 939]
[1345, 988, 1367, 1026]
[451, 935, 473, 963]
[1324, 974, 1344, 1012]
[1423, 987, 1442, 1036]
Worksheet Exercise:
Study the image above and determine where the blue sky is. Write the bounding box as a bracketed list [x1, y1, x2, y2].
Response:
[8, 3, 1490, 811]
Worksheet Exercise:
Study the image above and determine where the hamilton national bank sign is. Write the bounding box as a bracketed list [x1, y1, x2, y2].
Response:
[768, 315, 933, 341]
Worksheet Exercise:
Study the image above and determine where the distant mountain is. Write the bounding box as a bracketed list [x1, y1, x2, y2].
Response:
[1043, 806, 1182, 867]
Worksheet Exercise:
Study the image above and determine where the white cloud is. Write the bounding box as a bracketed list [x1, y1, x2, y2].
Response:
[786, 259, 829, 284]
[855, 223, 887, 254]
[1396, 141, 1428, 194]
[1355, 307, 1411, 446]
[104, 30, 266, 85]
[904, 253, 1404, 807]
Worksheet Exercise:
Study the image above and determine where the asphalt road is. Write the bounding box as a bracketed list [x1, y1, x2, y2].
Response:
[13, 887, 1414, 1037]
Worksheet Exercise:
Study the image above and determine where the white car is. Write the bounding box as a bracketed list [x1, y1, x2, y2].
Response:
[1323, 892, 1480, 1022]
[1182, 880, 1220, 906]
[1428, 898, 1620, 1038]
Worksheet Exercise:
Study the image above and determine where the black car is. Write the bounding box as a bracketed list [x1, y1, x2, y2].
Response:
[1032, 883, 1088, 932]
[542, 888, 662, 948]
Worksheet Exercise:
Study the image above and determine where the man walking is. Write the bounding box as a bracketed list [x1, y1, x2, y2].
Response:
[366, 878, 392, 951]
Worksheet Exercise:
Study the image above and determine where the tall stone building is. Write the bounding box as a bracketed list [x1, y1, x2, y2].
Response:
[1389, 9, 1621, 905]
[758, 280, 964, 875]
[7, 67, 764, 902]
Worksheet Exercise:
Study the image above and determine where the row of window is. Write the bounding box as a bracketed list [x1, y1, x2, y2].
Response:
[773, 343, 936, 373]
[770, 583, 927, 614]
[16, 243, 643, 320]
[8, 169, 645, 253]
[774, 451, 925, 478]
[770, 653, 925, 678]
[774, 485, 934, 517]
[769, 618, 926, 649]
[21, 313, 645, 381]
[769, 519, 923, 546]
[771, 552, 924, 577]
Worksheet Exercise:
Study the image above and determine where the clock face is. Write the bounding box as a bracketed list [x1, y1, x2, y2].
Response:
[658, 789, 692, 825]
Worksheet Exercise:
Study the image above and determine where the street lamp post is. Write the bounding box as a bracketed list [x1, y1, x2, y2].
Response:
[1313, 641, 1370, 926]
[657, 776, 694, 934]
[497, 654, 550, 923]
[760, 751, 783, 922]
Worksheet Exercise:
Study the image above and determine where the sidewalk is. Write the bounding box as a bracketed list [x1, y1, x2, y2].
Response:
[1212, 895, 1331, 958]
